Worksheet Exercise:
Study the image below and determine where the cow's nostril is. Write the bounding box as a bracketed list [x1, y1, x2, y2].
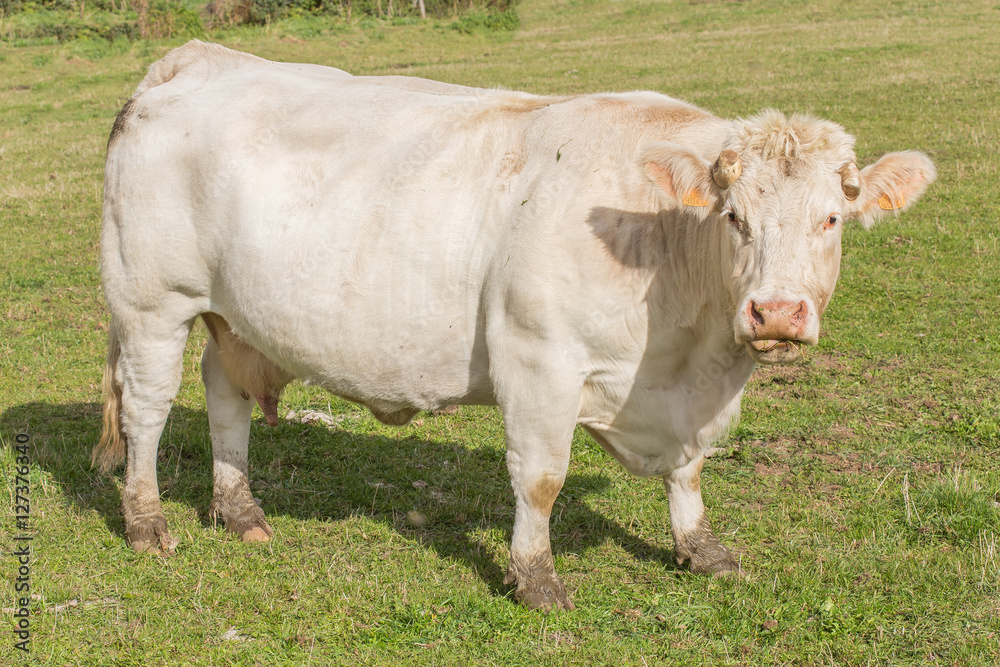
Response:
[748, 301, 765, 326]
[790, 301, 807, 325]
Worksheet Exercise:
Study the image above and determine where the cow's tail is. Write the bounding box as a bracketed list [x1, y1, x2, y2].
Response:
[92, 323, 126, 473]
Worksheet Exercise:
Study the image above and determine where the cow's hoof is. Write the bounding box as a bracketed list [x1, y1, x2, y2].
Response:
[707, 560, 746, 579]
[519, 587, 576, 612]
[125, 517, 178, 555]
[682, 545, 743, 578]
[210, 494, 272, 542]
[238, 519, 274, 543]
[674, 515, 744, 578]
[505, 566, 575, 612]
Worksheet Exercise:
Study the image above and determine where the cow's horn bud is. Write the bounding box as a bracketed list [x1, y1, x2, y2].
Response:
[712, 150, 742, 189]
[838, 162, 861, 200]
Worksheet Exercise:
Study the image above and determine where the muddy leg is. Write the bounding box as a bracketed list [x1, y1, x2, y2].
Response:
[118, 317, 193, 554]
[503, 455, 574, 612]
[494, 356, 579, 610]
[202, 338, 273, 542]
[664, 455, 741, 576]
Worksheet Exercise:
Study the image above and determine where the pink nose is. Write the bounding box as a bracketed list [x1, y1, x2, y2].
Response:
[747, 300, 808, 340]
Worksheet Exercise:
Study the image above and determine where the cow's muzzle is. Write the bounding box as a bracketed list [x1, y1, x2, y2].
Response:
[744, 300, 810, 365]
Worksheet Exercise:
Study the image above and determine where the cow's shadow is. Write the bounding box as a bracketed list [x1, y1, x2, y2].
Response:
[1, 401, 680, 598]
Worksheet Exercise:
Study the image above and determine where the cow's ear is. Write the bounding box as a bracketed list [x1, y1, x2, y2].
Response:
[851, 150, 936, 229]
[639, 142, 717, 214]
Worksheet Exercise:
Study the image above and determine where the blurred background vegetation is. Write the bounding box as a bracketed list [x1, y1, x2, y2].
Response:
[0, 0, 518, 43]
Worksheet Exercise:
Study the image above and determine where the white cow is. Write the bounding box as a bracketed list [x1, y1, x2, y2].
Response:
[94, 40, 935, 610]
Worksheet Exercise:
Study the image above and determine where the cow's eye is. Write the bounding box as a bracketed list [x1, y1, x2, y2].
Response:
[824, 214, 840, 231]
[725, 208, 740, 230]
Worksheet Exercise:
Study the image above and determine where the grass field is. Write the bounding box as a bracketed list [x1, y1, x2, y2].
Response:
[2, 0, 1000, 664]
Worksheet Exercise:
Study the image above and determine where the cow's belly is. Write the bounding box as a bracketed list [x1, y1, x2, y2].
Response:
[208, 202, 497, 410]
[215, 271, 495, 410]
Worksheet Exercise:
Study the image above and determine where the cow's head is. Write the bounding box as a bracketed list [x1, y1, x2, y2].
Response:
[641, 110, 935, 364]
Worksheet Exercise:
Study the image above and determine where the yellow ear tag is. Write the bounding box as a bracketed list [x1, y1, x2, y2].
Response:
[683, 189, 709, 207]
[878, 193, 905, 210]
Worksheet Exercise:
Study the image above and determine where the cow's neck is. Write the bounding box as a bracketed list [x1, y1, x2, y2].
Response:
[578, 198, 754, 470]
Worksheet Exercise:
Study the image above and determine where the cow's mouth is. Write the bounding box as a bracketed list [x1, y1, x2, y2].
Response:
[747, 339, 803, 365]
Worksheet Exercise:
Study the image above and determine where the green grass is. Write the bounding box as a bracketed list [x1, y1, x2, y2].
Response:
[2, 0, 999, 664]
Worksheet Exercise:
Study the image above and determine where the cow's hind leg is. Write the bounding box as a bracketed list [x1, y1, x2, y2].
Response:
[202, 336, 273, 542]
[664, 455, 741, 576]
[114, 315, 194, 554]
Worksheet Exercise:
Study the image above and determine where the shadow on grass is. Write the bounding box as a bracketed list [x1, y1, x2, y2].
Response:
[2, 401, 679, 599]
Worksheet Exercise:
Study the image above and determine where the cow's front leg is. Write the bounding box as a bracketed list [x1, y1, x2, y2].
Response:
[496, 371, 579, 610]
[664, 455, 741, 576]
[503, 435, 575, 611]
[202, 338, 273, 542]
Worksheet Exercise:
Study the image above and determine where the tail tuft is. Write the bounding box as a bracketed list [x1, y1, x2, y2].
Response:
[92, 324, 127, 473]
